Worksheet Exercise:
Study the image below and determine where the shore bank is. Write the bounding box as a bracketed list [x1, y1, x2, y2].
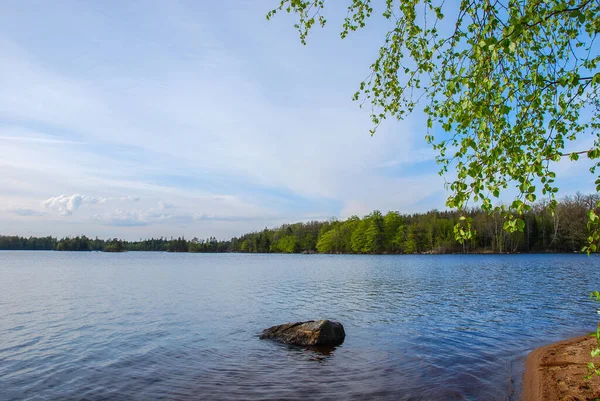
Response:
[523, 334, 600, 401]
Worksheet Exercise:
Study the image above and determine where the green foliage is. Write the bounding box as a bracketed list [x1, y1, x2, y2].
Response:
[350, 219, 368, 252]
[0, 235, 56, 250]
[167, 237, 189, 252]
[403, 225, 417, 254]
[103, 239, 125, 252]
[587, 291, 600, 380]
[56, 236, 93, 251]
[274, 234, 298, 253]
[188, 236, 226, 253]
[383, 211, 403, 252]
[393, 224, 407, 251]
[364, 211, 385, 253]
[240, 240, 250, 252]
[316, 228, 337, 253]
[268, 0, 600, 240]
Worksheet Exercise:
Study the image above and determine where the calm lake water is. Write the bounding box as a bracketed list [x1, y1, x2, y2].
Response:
[0, 252, 598, 400]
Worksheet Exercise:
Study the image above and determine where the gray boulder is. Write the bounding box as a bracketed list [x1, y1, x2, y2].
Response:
[259, 320, 345, 346]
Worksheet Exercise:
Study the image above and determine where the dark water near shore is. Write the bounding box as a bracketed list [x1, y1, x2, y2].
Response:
[1, 252, 598, 400]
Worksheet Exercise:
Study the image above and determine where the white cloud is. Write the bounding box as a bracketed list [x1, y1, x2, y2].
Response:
[41, 194, 141, 216]
[42, 194, 97, 216]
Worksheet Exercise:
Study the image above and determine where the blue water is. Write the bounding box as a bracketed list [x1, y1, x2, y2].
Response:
[0, 252, 598, 400]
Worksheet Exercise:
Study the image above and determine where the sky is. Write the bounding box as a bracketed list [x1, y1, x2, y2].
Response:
[0, 1, 594, 240]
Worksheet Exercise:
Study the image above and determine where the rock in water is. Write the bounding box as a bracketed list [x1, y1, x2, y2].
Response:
[259, 320, 345, 346]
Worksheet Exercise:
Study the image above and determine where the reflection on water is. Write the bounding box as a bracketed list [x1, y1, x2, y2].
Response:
[0, 252, 598, 400]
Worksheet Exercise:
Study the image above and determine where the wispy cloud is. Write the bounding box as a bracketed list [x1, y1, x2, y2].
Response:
[94, 209, 150, 227]
[157, 200, 175, 210]
[5, 207, 46, 217]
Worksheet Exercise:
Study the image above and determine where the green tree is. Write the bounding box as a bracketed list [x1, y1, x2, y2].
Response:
[104, 239, 125, 252]
[364, 210, 385, 253]
[277, 234, 298, 253]
[403, 225, 418, 254]
[393, 224, 407, 252]
[316, 229, 334, 253]
[383, 211, 403, 252]
[351, 219, 368, 253]
[240, 240, 250, 252]
[339, 215, 360, 252]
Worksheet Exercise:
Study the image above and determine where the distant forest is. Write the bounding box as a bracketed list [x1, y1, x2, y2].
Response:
[1, 193, 598, 254]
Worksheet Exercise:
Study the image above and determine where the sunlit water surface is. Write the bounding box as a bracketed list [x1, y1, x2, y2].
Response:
[1, 252, 598, 400]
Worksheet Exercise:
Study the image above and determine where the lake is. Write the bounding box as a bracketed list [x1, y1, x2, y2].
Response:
[0, 252, 598, 400]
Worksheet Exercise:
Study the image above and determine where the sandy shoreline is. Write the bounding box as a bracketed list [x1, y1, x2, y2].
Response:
[523, 333, 600, 401]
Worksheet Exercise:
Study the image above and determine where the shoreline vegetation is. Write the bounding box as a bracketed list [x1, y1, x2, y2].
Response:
[523, 334, 600, 401]
[2, 194, 599, 254]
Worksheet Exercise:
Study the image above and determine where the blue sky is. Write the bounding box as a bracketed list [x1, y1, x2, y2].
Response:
[0, 1, 594, 240]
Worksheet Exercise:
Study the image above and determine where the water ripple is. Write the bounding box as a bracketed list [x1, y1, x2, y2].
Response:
[0, 252, 598, 400]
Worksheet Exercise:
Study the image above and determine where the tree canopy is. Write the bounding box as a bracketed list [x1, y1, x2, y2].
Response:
[267, 0, 600, 247]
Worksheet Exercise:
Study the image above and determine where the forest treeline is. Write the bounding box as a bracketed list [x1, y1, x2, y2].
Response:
[0, 235, 227, 253]
[1, 193, 598, 254]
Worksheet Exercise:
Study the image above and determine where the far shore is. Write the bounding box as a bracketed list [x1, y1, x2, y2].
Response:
[0, 249, 597, 255]
[523, 333, 600, 401]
